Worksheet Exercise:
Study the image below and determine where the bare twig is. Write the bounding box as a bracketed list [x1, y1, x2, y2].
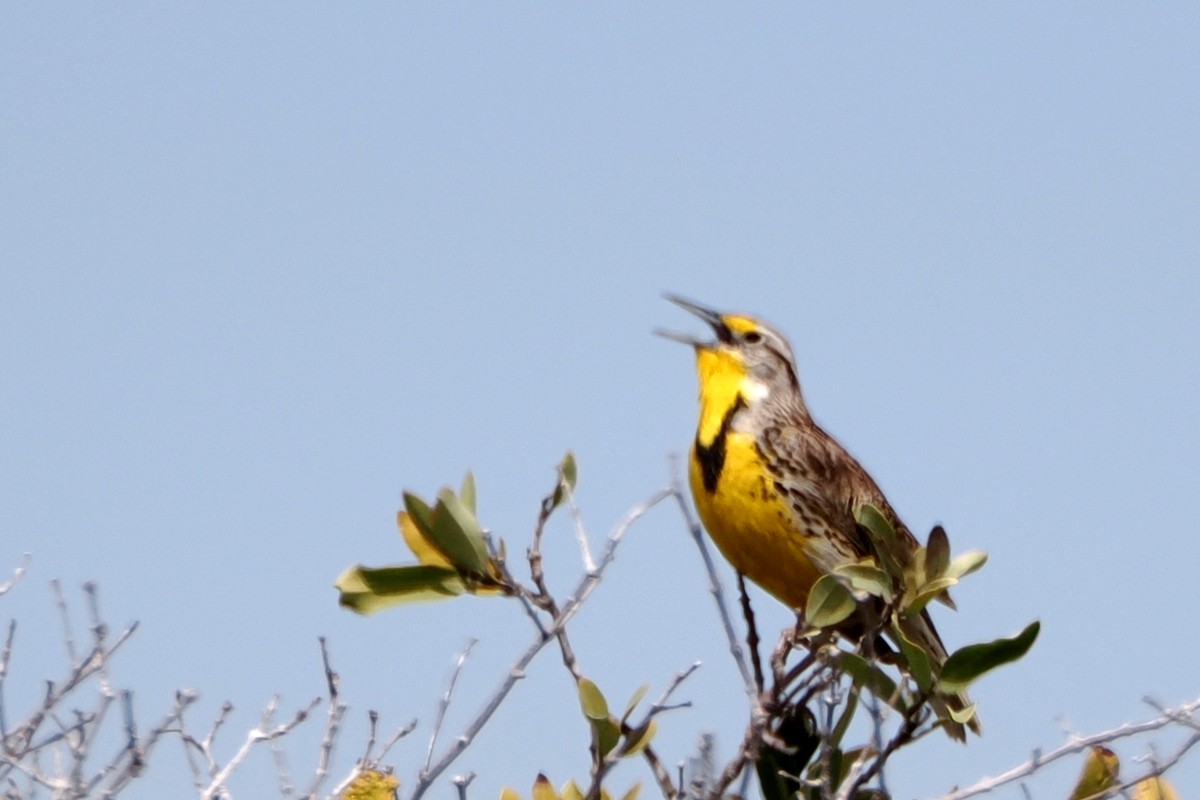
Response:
[737, 575, 764, 694]
[0, 554, 30, 599]
[564, 486, 596, 574]
[670, 480, 756, 700]
[51, 580, 78, 665]
[640, 745, 678, 800]
[704, 705, 768, 800]
[410, 487, 672, 800]
[932, 695, 1200, 800]
[305, 637, 349, 799]
[425, 639, 478, 774]
[643, 662, 702, 722]
[0, 618, 17, 742]
[378, 717, 418, 763]
[199, 696, 321, 800]
[453, 770, 477, 800]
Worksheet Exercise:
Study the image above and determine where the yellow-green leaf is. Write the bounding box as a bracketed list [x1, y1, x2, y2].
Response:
[1132, 776, 1179, 800]
[833, 560, 892, 601]
[578, 678, 609, 720]
[429, 489, 489, 574]
[621, 719, 657, 757]
[532, 774, 558, 800]
[340, 769, 399, 800]
[947, 702, 978, 725]
[403, 492, 436, 539]
[550, 451, 578, 510]
[939, 620, 1040, 693]
[398, 511, 453, 568]
[592, 716, 621, 760]
[904, 576, 959, 616]
[833, 652, 907, 714]
[828, 689, 858, 748]
[854, 504, 907, 578]
[560, 780, 585, 800]
[1068, 746, 1120, 800]
[945, 550, 988, 581]
[335, 565, 464, 613]
[892, 621, 934, 692]
[805, 574, 856, 629]
[622, 684, 650, 723]
[619, 784, 641, 800]
[460, 471, 477, 515]
[500, 789, 523, 800]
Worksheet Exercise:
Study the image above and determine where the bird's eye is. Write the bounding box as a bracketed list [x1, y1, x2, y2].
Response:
[743, 331, 763, 344]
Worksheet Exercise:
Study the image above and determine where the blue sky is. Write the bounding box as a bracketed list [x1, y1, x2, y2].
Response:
[3, 5, 1198, 798]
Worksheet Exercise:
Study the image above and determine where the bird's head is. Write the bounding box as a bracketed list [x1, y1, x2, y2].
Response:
[658, 294, 801, 406]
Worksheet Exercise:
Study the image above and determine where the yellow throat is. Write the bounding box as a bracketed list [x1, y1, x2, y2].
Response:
[686, 335, 823, 609]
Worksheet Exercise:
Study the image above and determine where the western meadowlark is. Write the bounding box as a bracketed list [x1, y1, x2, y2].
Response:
[661, 294, 979, 740]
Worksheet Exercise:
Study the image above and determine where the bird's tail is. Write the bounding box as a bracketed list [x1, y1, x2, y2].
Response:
[896, 610, 982, 742]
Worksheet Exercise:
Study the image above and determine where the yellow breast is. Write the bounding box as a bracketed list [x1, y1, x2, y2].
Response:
[689, 427, 823, 611]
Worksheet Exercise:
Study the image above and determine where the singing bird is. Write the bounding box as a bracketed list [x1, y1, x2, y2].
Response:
[661, 294, 979, 740]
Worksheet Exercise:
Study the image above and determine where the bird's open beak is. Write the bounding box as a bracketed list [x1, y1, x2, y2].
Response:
[655, 293, 733, 348]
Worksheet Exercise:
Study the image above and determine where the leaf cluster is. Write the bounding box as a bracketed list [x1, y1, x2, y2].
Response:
[335, 472, 515, 613]
[803, 505, 1038, 718]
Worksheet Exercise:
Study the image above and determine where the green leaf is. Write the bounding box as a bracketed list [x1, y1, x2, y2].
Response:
[429, 488, 489, 574]
[618, 785, 641, 800]
[804, 574, 856, 628]
[854, 504, 895, 546]
[403, 492, 436, 538]
[945, 550, 988, 581]
[832, 652, 907, 714]
[892, 621, 934, 692]
[550, 451, 578, 509]
[622, 684, 650, 724]
[828, 690, 859, 749]
[621, 719, 657, 757]
[926, 525, 950, 580]
[939, 620, 1040, 693]
[833, 560, 893, 601]
[947, 703, 978, 725]
[593, 716, 621, 760]
[560, 781, 585, 800]
[561, 451, 577, 491]
[904, 576, 959, 616]
[1068, 746, 1120, 800]
[335, 565, 464, 614]
[578, 678, 610, 720]
[460, 471, 477, 515]
[854, 504, 906, 579]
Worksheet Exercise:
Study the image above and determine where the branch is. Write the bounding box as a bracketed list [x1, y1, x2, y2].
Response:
[198, 696, 320, 800]
[0, 554, 30, 599]
[409, 487, 672, 800]
[932, 695, 1200, 800]
[304, 637, 349, 799]
[424, 639, 477, 774]
[670, 480, 756, 700]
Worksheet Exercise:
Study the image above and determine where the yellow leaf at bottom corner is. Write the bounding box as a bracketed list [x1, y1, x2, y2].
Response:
[1133, 776, 1180, 800]
[341, 769, 399, 800]
[532, 774, 559, 800]
[1069, 746, 1119, 800]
